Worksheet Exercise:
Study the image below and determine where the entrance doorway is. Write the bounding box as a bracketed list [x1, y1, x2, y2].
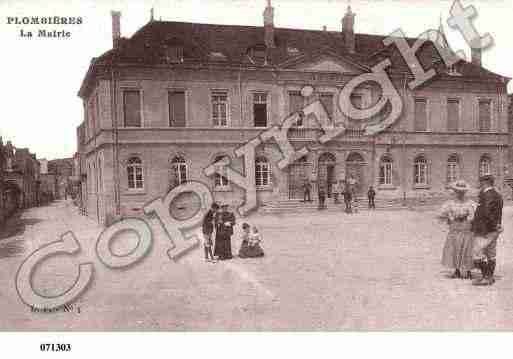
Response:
[288, 157, 312, 199]
[345, 152, 366, 196]
[318, 152, 336, 198]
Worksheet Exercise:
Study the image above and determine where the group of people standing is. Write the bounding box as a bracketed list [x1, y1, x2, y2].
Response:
[439, 175, 504, 286]
[303, 177, 376, 213]
[201, 203, 264, 262]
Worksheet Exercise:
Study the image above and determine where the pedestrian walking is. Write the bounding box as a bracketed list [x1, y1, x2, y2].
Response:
[438, 180, 476, 279]
[342, 184, 352, 213]
[367, 186, 376, 209]
[332, 180, 340, 204]
[471, 175, 504, 286]
[318, 185, 326, 210]
[303, 179, 312, 203]
[201, 203, 219, 262]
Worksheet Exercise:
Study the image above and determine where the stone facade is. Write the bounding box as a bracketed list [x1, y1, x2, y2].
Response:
[77, 5, 511, 224]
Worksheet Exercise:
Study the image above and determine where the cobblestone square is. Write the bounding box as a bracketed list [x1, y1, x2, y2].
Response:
[0, 200, 512, 330]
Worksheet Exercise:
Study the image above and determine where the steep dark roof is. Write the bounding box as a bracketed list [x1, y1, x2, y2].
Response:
[79, 20, 509, 97]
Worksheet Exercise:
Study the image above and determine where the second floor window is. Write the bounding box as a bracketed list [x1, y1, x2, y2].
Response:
[212, 91, 228, 127]
[447, 98, 460, 132]
[169, 91, 186, 127]
[319, 93, 334, 119]
[414, 98, 427, 131]
[253, 93, 268, 127]
[289, 91, 304, 115]
[479, 99, 492, 132]
[123, 90, 142, 127]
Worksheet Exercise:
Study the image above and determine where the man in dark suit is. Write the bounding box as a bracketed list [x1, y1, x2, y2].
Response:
[214, 204, 236, 260]
[471, 175, 504, 286]
[202, 203, 219, 261]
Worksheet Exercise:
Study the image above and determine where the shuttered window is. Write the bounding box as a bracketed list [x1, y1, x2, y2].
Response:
[123, 90, 141, 127]
[169, 91, 186, 127]
[414, 98, 427, 131]
[253, 93, 268, 127]
[320, 93, 334, 119]
[479, 100, 491, 132]
[447, 98, 459, 132]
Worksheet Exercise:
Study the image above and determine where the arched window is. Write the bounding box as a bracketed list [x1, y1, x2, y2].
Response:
[479, 155, 492, 177]
[213, 155, 229, 189]
[414, 155, 428, 185]
[379, 155, 393, 185]
[127, 157, 143, 190]
[447, 154, 460, 183]
[171, 156, 188, 186]
[255, 156, 271, 188]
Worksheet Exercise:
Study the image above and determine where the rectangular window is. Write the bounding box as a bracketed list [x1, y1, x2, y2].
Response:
[123, 90, 142, 127]
[414, 98, 427, 131]
[289, 91, 304, 114]
[319, 93, 334, 119]
[349, 93, 363, 119]
[169, 91, 186, 127]
[212, 91, 228, 127]
[447, 98, 459, 132]
[253, 92, 268, 127]
[479, 99, 492, 132]
[168, 46, 183, 63]
[379, 162, 393, 185]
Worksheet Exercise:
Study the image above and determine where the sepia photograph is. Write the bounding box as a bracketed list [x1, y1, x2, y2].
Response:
[0, 0, 512, 355]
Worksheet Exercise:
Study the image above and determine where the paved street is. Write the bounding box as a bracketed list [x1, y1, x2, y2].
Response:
[0, 200, 512, 330]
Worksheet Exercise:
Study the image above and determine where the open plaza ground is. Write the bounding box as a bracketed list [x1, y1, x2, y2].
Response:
[0, 200, 512, 330]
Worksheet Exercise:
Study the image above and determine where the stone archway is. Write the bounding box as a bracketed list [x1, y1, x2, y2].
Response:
[345, 152, 366, 196]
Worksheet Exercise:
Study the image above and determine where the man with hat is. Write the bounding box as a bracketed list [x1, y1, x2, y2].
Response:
[471, 175, 504, 286]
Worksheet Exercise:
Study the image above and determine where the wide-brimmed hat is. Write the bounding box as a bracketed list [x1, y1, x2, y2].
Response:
[449, 180, 471, 192]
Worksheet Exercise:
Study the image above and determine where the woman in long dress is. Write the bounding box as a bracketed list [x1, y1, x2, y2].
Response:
[239, 223, 265, 258]
[439, 180, 476, 279]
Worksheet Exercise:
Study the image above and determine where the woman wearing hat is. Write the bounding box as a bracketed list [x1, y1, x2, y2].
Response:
[439, 180, 477, 279]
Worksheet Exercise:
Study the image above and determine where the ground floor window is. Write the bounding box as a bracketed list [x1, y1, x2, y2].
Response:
[127, 157, 144, 190]
[479, 155, 492, 177]
[171, 156, 188, 186]
[414, 155, 428, 186]
[255, 157, 271, 188]
[213, 155, 230, 189]
[379, 155, 393, 185]
[447, 154, 460, 183]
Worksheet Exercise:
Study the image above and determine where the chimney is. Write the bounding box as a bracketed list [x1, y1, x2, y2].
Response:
[342, 5, 355, 53]
[111, 10, 121, 49]
[470, 38, 482, 66]
[263, 0, 275, 48]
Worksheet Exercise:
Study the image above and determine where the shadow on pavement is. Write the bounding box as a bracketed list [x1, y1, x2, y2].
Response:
[0, 211, 43, 241]
[0, 239, 25, 258]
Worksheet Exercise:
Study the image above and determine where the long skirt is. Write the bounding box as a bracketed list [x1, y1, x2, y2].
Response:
[441, 221, 474, 271]
[239, 241, 264, 258]
[214, 233, 232, 259]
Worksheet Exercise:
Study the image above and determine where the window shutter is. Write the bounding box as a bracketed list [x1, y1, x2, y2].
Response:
[123, 91, 141, 127]
[169, 91, 186, 127]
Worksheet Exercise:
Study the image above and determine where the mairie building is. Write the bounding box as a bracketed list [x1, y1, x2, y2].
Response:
[77, 2, 511, 223]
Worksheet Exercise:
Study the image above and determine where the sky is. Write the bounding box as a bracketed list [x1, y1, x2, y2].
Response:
[0, 0, 511, 160]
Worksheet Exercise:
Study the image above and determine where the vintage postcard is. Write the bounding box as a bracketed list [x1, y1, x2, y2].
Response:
[0, 0, 512, 355]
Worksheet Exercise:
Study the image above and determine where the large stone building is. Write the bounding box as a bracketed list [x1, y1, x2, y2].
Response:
[77, 3, 510, 223]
